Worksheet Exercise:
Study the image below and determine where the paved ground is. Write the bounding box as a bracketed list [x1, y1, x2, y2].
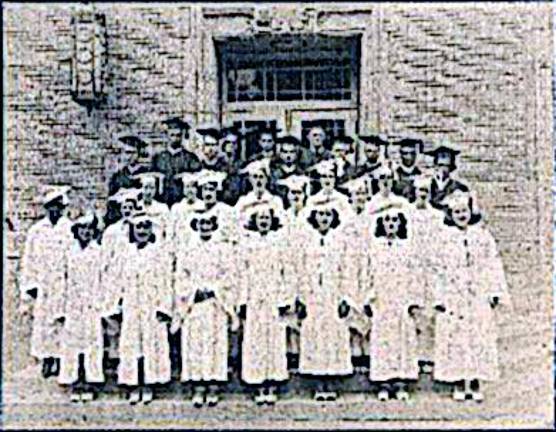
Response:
[1, 364, 551, 429]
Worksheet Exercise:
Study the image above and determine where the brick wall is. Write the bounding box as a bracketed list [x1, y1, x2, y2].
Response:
[3, 2, 553, 423]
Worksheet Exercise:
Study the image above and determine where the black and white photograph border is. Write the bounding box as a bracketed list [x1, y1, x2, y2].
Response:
[2, 1, 555, 429]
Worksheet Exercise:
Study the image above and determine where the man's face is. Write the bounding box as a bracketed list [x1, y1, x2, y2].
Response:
[400, 148, 417, 167]
[377, 173, 393, 193]
[315, 209, 334, 230]
[220, 134, 238, 157]
[333, 143, 351, 161]
[202, 137, 219, 160]
[364, 143, 380, 162]
[183, 184, 197, 203]
[45, 201, 66, 224]
[451, 202, 471, 228]
[287, 188, 306, 209]
[383, 213, 401, 237]
[77, 224, 94, 244]
[142, 182, 156, 201]
[165, 125, 183, 149]
[255, 209, 272, 232]
[279, 143, 297, 165]
[250, 171, 268, 191]
[351, 187, 368, 210]
[308, 128, 325, 149]
[436, 160, 452, 178]
[121, 200, 135, 219]
[259, 133, 275, 153]
[319, 170, 336, 190]
[133, 221, 153, 243]
[201, 183, 218, 205]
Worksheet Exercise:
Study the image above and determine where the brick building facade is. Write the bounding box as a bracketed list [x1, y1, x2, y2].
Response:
[3, 2, 554, 426]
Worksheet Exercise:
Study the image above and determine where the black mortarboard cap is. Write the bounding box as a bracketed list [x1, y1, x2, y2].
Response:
[396, 138, 424, 153]
[276, 135, 301, 147]
[162, 117, 191, 131]
[118, 135, 149, 149]
[196, 128, 221, 142]
[359, 135, 388, 146]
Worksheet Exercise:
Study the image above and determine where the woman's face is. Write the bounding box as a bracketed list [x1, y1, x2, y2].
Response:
[255, 209, 272, 232]
[451, 202, 471, 228]
[364, 143, 380, 161]
[133, 221, 153, 243]
[415, 186, 429, 203]
[351, 188, 368, 210]
[287, 188, 305, 209]
[383, 213, 401, 237]
[183, 184, 197, 202]
[121, 200, 135, 219]
[76, 225, 94, 244]
[377, 173, 393, 193]
[201, 183, 218, 205]
[319, 171, 336, 190]
[142, 182, 156, 201]
[250, 171, 268, 190]
[315, 209, 334, 231]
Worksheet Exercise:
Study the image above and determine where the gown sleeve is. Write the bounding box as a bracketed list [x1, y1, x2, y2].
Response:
[482, 229, 511, 309]
[19, 225, 39, 299]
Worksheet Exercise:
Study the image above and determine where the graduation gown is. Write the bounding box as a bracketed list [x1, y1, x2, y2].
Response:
[20, 216, 73, 359]
[366, 236, 423, 381]
[354, 160, 383, 195]
[298, 147, 333, 171]
[433, 224, 510, 382]
[151, 147, 201, 206]
[117, 240, 173, 386]
[269, 161, 305, 202]
[59, 241, 111, 385]
[175, 227, 236, 382]
[220, 158, 244, 207]
[297, 227, 354, 376]
[238, 229, 296, 384]
[429, 175, 470, 210]
[393, 164, 422, 201]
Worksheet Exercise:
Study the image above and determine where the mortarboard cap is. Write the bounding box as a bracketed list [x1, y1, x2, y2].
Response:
[243, 198, 282, 222]
[308, 159, 337, 176]
[359, 135, 388, 146]
[309, 197, 340, 213]
[196, 169, 227, 189]
[340, 176, 369, 193]
[219, 126, 241, 141]
[162, 117, 191, 131]
[441, 189, 478, 212]
[110, 187, 142, 204]
[425, 142, 462, 163]
[173, 171, 201, 186]
[332, 135, 354, 146]
[239, 158, 271, 176]
[118, 135, 149, 150]
[276, 174, 311, 193]
[413, 175, 433, 190]
[373, 165, 394, 179]
[42, 185, 71, 206]
[73, 210, 97, 226]
[396, 138, 424, 153]
[130, 212, 160, 227]
[195, 125, 221, 142]
[276, 135, 301, 147]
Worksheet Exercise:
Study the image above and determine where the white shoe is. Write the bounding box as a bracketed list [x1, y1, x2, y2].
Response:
[206, 393, 219, 407]
[472, 391, 484, 403]
[254, 392, 266, 406]
[325, 391, 338, 401]
[265, 392, 278, 405]
[80, 391, 94, 403]
[395, 390, 409, 401]
[142, 387, 153, 405]
[129, 389, 141, 405]
[70, 391, 81, 404]
[453, 389, 466, 401]
[192, 392, 204, 408]
[314, 391, 327, 402]
[378, 389, 390, 401]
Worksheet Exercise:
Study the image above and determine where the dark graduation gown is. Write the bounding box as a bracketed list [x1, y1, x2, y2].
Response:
[429, 176, 470, 210]
[298, 147, 333, 171]
[354, 160, 383, 196]
[393, 165, 422, 201]
[151, 147, 202, 207]
[220, 157, 244, 207]
[269, 161, 305, 202]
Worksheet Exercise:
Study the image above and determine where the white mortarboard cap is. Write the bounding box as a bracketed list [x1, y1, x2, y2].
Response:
[42, 185, 71, 206]
[239, 158, 271, 176]
[441, 189, 476, 210]
[73, 210, 97, 226]
[110, 187, 141, 203]
[309, 197, 340, 212]
[132, 172, 165, 195]
[341, 176, 368, 193]
[413, 175, 432, 189]
[131, 212, 160, 226]
[196, 169, 227, 189]
[308, 159, 336, 176]
[276, 174, 311, 193]
[373, 165, 394, 179]
[173, 171, 201, 186]
[243, 198, 282, 222]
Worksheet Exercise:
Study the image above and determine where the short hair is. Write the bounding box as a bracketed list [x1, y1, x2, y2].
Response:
[374, 212, 408, 239]
[129, 221, 156, 244]
[71, 216, 101, 244]
[443, 197, 482, 227]
[244, 209, 283, 232]
[191, 215, 219, 232]
[307, 208, 341, 231]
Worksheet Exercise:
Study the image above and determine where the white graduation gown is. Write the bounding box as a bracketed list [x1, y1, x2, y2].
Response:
[143, 200, 171, 241]
[20, 216, 73, 359]
[297, 227, 354, 376]
[238, 229, 296, 384]
[117, 239, 173, 386]
[366, 235, 423, 381]
[433, 224, 510, 382]
[58, 241, 109, 385]
[175, 227, 236, 382]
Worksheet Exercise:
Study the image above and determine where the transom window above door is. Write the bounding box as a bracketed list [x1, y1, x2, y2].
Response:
[216, 34, 360, 104]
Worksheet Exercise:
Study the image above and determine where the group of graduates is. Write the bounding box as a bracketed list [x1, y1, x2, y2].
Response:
[19, 117, 511, 406]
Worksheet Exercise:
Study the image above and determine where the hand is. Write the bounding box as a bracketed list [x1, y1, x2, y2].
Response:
[169, 316, 182, 334]
[156, 311, 172, 322]
[434, 304, 446, 313]
[338, 300, 351, 319]
[230, 314, 240, 332]
[364, 304, 373, 318]
[408, 305, 421, 318]
[489, 296, 500, 309]
[278, 305, 291, 317]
